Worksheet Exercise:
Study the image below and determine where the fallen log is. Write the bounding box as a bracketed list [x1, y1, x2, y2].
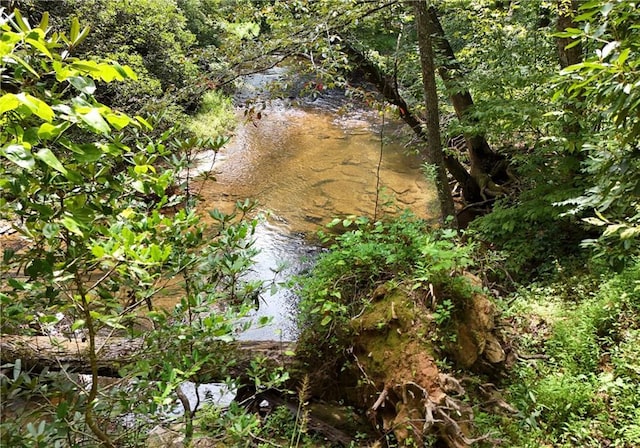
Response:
[0, 334, 295, 379]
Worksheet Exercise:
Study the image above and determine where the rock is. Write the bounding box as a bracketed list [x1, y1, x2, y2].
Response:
[146, 425, 184, 448]
[191, 437, 220, 448]
[484, 334, 506, 363]
[449, 285, 504, 369]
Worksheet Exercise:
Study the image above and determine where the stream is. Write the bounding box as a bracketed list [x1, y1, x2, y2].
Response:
[191, 67, 437, 342]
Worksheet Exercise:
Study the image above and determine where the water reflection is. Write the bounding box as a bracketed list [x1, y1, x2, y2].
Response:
[238, 221, 317, 341]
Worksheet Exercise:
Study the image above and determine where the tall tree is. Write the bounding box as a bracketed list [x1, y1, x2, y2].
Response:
[413, 0, 457, 226]
[556, 0, 584, 149]
[426, 6, 509, 198]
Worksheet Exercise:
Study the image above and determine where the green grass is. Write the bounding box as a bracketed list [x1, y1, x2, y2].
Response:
[188, 90, 236, 138]
[474, 261, 640, 447]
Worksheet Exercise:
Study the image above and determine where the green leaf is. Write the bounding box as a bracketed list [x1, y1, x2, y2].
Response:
[68, 76, 96, 94]
[25, 38, 52, 59]
[79, 108, 110, 133]
[13, 10, 31, 33]
[70, 143, 103, 163]
[0, 93, 20, 115]
[13, 359, 22, 381]
[96, 64, 122, 82]
[0, 31, 22, 57]
[91, 245, 105, 258]
[38, 12, 49, 31]
[10, 55, 39, 78]
[56, 401, 69, 420]
[135, 116, 153, 130]
[105, 112, 131, 130]
[71, 319, 85, 331]
[17, 93, 54, 122]
[70, 61, 100, 76]
[113, 63, 137, 80]
[3, 144, 35, 170]
[70, 17, 80, 42]
[321, 315, 332, 326]
[43, 223, 60, 239]
[35, 148, 68, 175]
[37, 122, 68, 140]
[75, 26, 91, 47]
[616, 48, 630, 66]
[60, 216, 84, 237]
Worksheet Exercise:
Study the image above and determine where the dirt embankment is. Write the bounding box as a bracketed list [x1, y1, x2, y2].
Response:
[339, 276, 506, 447]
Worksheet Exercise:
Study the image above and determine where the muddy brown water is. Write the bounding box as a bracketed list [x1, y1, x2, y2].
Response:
[198, 106, 437, 234]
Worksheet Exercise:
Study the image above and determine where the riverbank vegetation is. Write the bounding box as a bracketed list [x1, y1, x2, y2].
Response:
[1, 1, 639, 447]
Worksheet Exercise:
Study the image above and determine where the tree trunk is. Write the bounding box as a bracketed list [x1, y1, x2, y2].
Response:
[426, 6, 507, 186]
[556, 0, 584, 153]
[0, 334, 295, 380]
[413, 0, 457, 226]
[341, 41, 472, 192]
[556, 0, 583, 70]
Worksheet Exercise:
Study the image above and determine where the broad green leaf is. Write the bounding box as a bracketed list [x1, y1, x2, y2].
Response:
[132, 180, 146, 193]
[79, 108, 110, 133]
[91, 245, 105, 258]
[3, 144, 35, 170]
[70, 143, 103, 163]
[68, 76, 96, 94]
[52, 60, 75, 81]
[17, 93, 54, 122]
[70, 60, 100, 76]
[0, 93, 20, 115]
[60, 216, 84, 237]
[71, 319, 85, 331]
[70, 207, 95, 225]
[0, 31, 22, 57]
[35, 148, 68, 175]
[113, 63, 137, 81]
[96, 64, 122, 82]
[37, 122, 68, 140]
[105, 112, 131, 130]
[43, 223, 60, 239]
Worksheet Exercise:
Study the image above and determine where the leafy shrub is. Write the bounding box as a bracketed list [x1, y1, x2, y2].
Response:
[298, 212, 473, 333]
[532, 373, 600, 430]
[188, 90, 236, 138]
[471, 184, 590, 280]
[489, 259, 640, 446]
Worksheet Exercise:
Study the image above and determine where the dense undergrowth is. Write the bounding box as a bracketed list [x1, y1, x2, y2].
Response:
[471, 261, 640, 447]
[294, 213, 475, 377]
[290, 209, 640, 447]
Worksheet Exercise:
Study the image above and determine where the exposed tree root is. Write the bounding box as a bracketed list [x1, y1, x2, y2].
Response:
[344, 285, 507, 447]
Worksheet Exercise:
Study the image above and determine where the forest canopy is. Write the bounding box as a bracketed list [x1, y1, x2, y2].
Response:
[1, 1, 639, 447]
